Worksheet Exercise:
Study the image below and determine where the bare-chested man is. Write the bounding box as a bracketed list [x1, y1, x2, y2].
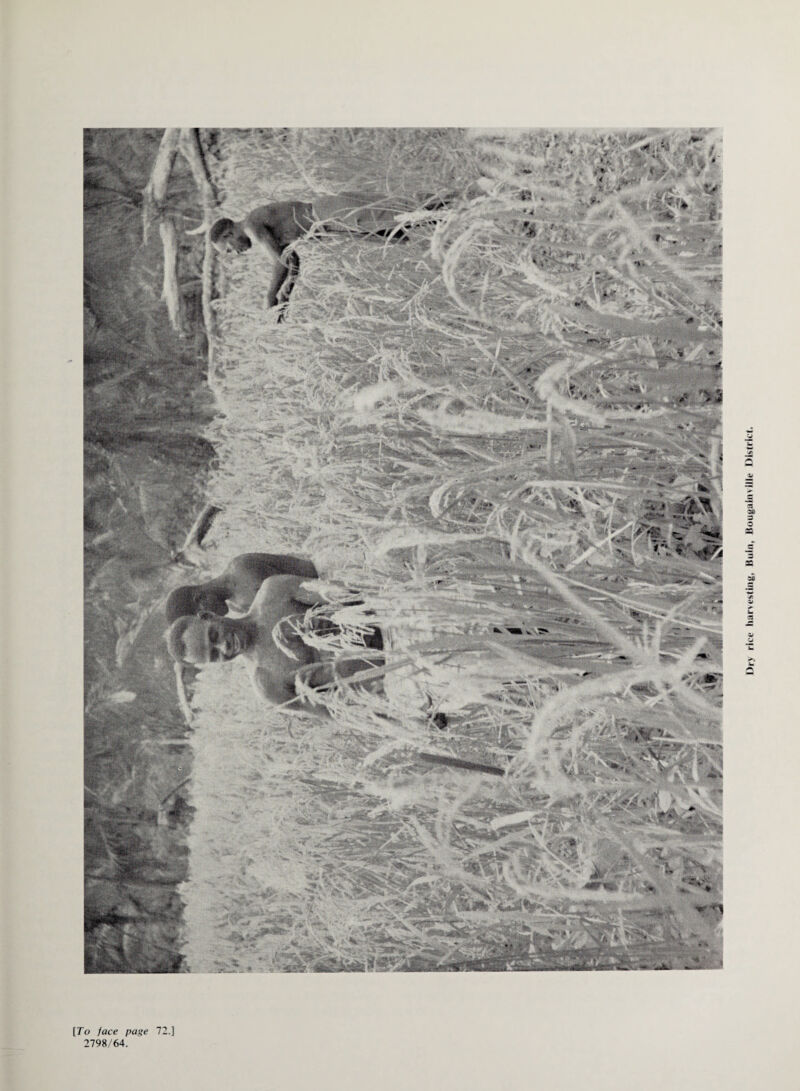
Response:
[165, 574, 383, 717]
[164, 552, 318, 625]
[209, 191, 452, 317]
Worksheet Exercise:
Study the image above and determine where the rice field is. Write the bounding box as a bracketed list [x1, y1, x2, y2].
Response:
[180, 127, 722, 972]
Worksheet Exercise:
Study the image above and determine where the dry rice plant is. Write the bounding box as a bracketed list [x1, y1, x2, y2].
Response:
[179, 128, 721, 971]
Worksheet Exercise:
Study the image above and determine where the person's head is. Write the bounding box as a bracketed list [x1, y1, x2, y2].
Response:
[209, 218, 251, 256]
[165, 584, 230, 625]
[165, 615, 251, 667]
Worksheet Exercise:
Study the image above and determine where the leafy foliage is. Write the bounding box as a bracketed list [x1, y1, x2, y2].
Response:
[181, 128, 721, 971]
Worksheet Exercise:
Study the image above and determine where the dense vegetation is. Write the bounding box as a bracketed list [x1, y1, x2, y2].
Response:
[180, 129, 722, 971]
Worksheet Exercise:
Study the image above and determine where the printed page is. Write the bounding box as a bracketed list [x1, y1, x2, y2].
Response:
[4, 0, 798, 1087]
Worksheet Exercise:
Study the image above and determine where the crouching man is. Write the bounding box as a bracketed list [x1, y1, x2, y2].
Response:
[209, 191, 454, 316]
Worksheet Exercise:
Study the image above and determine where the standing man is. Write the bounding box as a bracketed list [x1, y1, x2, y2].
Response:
[165, 574, 383, 717]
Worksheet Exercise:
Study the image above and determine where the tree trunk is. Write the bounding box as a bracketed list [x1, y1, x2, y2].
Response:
[142, 128, 181, 242]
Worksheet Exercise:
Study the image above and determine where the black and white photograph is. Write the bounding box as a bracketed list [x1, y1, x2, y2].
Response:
[8, 1, 800, 1087]
[84, 127, 723, 974]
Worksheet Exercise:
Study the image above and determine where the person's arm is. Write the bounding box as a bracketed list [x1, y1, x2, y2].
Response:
[269, 553, 318, 578]
[253, 668, 332, 719]
[251, 664, 331, 720]
[267, 250, 300, 318]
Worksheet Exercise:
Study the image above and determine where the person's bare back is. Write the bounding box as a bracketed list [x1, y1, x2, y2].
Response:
[243, 202, 315, 251]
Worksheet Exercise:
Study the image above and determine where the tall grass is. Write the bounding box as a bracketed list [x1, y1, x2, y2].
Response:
[180, 127, 721, 971]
